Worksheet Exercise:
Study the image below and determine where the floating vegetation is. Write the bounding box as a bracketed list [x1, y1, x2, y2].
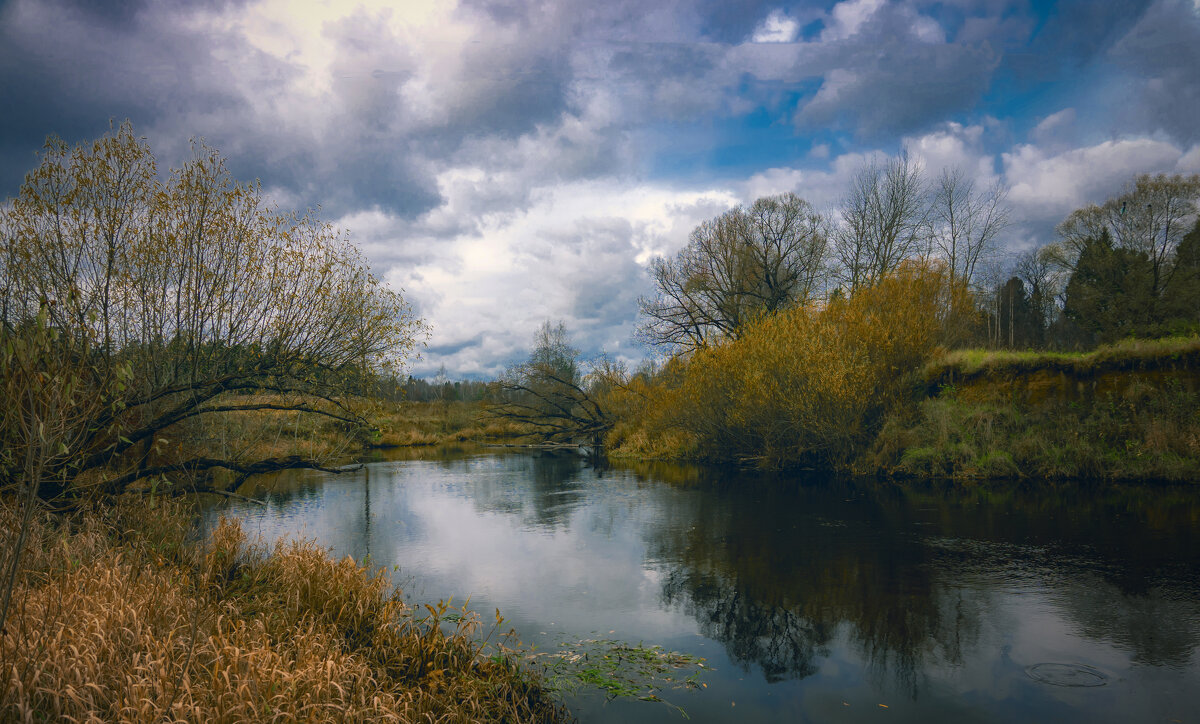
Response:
[524, 635, 710, 717]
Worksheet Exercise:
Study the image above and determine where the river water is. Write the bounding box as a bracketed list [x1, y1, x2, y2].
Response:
[206, 449, 1200, 723]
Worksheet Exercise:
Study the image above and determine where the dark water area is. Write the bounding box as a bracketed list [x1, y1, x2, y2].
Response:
[205, 451, 1200, 723]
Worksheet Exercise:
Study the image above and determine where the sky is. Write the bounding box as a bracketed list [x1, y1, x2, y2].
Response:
[2, 0, 1199, 379]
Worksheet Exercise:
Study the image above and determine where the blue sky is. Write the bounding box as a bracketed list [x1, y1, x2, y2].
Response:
[1, 0, 1198, 378]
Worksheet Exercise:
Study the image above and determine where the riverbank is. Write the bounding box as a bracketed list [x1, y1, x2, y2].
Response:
[370, 400, 530, 447]
[0, 498, 564, 722]
[865, 337, 1200, 482]
[607, 337, 1200, 482]
[211, 337, 1200, 484]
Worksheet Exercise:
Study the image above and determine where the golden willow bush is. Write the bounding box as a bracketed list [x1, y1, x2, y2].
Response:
[0, 123, 425, 501]
[611, 263, 974, 467]
[0, 500, 563, 723]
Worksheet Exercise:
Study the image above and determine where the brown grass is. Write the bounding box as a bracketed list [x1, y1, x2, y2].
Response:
[0, 499, 564, 723]
[371, 401, 534, 448]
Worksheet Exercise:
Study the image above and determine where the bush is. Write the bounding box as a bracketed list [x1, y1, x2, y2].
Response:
[629, 262, 973, 467]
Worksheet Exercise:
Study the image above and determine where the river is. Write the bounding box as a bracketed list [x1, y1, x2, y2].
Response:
[205, 449, 1200, 723]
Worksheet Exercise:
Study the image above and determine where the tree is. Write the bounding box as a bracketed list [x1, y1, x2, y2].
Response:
[1055, 174, 1200, 303]
[833, 152, 929, 292]
[995, 277, 1042, 349]
[0, 124, 424, 500]
[1063, 230, 1156, 344]
[487, 321, 611, 445]
[927, 168, 1009, 288]
[1160, 219, 1200, 330]
[637, 193, 828, 351]
[1012, 246, 1066, 347]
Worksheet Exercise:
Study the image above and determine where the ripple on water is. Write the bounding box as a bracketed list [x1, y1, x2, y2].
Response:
[1025, 662, 1109, 687]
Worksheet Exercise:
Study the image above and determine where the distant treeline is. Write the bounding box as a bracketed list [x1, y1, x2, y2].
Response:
[376, 375, 491, 403]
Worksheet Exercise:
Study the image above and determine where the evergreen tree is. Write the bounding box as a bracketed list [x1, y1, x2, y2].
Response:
[1162, 219, 1200, 331]
[1064, 230, 1155, 344]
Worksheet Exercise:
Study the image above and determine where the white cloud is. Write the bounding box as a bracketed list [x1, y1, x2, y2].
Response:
[1032, 108, 1075, 138]
[912, 14, 947, 44]
[752, 10, 800, 43]
[363, 177, 738, 377]
[1178, 144, 1200, 171]
[1003, 137, 1188, 223]
[905, 122, 997, 184]
[821, 0, 886, 41]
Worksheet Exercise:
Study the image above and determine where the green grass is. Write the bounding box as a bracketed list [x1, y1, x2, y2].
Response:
[927, 335, 1200, 381]
[866, 380, 1200, 482]
[370, 400, 534, 448]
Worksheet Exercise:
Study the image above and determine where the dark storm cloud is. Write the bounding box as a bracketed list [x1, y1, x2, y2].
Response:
[793, 2, 1000, 138]
[0, 0, 577, 218]
[1109, 0, 1200, 145]
[797, 41, 998, 138]
[427, 333, 486, 357]
[460, 0, 717, 42]
[0, 0, 244, 193]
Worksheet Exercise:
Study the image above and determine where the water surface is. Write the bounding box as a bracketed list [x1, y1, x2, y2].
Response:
[207, 451, 1200, 723]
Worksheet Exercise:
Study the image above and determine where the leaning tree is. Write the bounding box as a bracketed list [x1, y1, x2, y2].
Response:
[486, 321, 613, 447]
[0, 123, 424, 501]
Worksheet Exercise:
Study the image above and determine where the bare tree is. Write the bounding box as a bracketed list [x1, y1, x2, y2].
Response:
[638, 193, 828, 351]
[486, 321, 611, 445]
[833, 152, 929, 292]
[1054, 174, 1200, 297]
[928, 168, 1010, 288]
[1012, 245, 1068, 346]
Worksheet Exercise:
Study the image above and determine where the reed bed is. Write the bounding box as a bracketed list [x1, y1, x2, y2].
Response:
[0, 499, 564, 723]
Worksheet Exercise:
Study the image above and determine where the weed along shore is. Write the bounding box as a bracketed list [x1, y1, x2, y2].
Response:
[0, 498, 566, 722]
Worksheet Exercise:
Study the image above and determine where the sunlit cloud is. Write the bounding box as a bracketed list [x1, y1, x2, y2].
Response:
[0, 0, 1195, 377]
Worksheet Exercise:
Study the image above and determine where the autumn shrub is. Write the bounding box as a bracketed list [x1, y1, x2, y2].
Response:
[0, 498, 563, 723]
[624, 262, 973, 467]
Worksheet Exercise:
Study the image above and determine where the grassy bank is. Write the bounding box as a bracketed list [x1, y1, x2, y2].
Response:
[0, 498, 563, 723]
[603, 335, 1200, 482]
[866, 337, 1200, 482]
[191, 400, 534, 469]
[924, 336, 1200, 381]
[370, 401, 531, 448]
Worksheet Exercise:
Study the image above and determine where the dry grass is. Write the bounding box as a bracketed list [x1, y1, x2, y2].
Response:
[165, 399, 536, 467]
[371, 401, 534, 448]
[0, 499, 564, 723]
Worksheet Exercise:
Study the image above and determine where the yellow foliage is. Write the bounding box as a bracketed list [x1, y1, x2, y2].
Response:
[620, 262, 973, 466]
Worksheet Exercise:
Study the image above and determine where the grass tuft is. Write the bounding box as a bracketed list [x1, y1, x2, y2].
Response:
[0, 498, 565, 723]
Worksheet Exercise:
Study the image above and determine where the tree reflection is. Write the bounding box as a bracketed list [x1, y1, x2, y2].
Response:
[638, 469, 1200, 689]
[647, 476, 978, 690]
[662, 568, 832, 682]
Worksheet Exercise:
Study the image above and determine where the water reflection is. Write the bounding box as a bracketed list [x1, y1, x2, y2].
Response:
[213, 452, 1200, 723]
